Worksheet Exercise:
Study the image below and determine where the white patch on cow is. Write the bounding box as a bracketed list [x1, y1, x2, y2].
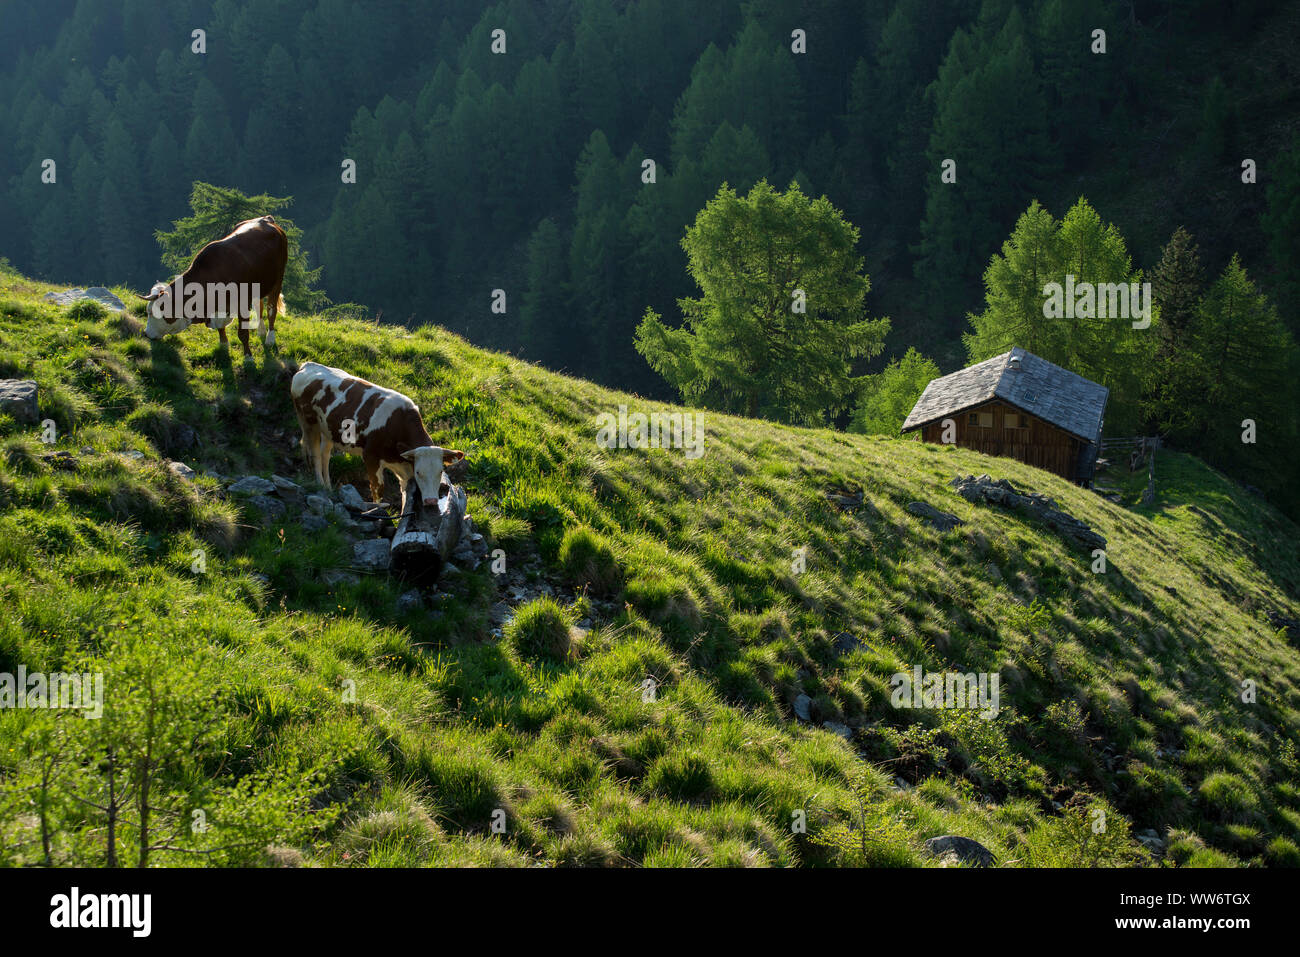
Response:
[365, 394, 410, 436]
[231, 220, 260, 236]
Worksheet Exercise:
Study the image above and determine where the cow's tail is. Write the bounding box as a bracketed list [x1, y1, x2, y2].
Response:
[277, 294, 287, 317]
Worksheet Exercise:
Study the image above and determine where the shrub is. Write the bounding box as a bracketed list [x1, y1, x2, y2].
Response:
[505, 596, 577, 663]
[646, 749, 713, 801]
[558, 525, 622, 596]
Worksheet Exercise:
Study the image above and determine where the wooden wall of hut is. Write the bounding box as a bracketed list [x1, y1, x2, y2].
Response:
[917, 399, 1082, 481]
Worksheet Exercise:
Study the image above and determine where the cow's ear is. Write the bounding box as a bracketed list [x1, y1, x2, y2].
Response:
[443, 449, 465, 463]
[400, 449, 418, 461]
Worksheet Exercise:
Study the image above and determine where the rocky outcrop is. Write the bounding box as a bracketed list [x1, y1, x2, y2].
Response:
[0, 380, 39, 425]
[924, 834, 997, 867]
[906, 500, 964, 532]
[950, 474, 1106, 552]
[43, 287, 126, 312]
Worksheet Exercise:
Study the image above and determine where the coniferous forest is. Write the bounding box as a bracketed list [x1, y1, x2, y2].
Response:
[4, 1, 1298, 514]
[3, 1, 1299, 514]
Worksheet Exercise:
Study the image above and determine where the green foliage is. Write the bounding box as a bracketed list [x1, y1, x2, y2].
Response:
[636, 180, 889, 424]
[964, 196, 1153, 432]
[850, 348, 939, 435]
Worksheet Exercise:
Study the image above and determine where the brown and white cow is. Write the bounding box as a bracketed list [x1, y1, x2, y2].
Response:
[139, 216, 288, 361]
[290, 361, 465, 513]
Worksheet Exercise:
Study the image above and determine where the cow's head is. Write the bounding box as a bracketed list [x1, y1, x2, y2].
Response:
[402, 446, 466, 507]
[138, 278, 192, 339]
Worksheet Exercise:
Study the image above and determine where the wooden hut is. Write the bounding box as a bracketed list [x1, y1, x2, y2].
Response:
[901, 347, 1109, 484]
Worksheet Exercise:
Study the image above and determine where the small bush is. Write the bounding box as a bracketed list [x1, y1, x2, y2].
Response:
[505, 596, 577, 663]
[67, 300, 108, 323]
[646, 750, 713, 801]
[558, 525, 622, 596]
[1198, 772, 1259, 822]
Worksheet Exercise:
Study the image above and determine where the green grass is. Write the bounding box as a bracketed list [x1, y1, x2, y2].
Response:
[0, 262, 1298, 867]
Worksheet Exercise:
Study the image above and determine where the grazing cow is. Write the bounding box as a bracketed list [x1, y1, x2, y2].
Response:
[290, 361, 465, 513]
[138, 216, 288, 361]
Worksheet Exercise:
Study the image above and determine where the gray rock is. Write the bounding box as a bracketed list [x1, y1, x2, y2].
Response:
[170, 423, 198, 454]
[396, 589, 424, 612]
[322, 568, 360, 587]
[951, 474, 1106, 551]
[906, 501, 964, 532]
[339, 484, 368, 511]
[80, 446, 94, 455]
[43, 287, 127, 312]
[168, 461, 197, 481]
[0, 380, 39, 425]
[352, 538, 391, 572]
[831, 631, 862, 656]
[228, 475, 277, 496]
[822, 721, 853, 740]
[124, 449, 145, 461]
[489, 602, 514, 626]
[793, 693, 812, 721]
[306, 494, 333, 515]
[923, 835, 996, 868]
[271, 474, 304, 498]
[300, 513, 330, 533]
[247, 495, 286, 519]
[42, 450, 77, 472]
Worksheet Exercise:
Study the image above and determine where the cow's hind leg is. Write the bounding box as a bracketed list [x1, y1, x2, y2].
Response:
[317, 432, 334, 489]
[363, 451, 384, 505]
[264, 285, 282, 348]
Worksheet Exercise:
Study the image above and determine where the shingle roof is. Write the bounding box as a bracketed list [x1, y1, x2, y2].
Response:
[901, 347, 1109, 443]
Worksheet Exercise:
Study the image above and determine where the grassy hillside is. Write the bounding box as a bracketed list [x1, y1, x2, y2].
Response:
[1, 263, 1298, 868]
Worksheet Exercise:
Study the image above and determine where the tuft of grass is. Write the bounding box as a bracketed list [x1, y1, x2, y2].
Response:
[505, 596, 579, 663]
[558, 524, 622, 596]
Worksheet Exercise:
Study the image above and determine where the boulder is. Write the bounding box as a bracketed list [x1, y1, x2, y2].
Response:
[41, 450, 78, 472]
[352, 538, 391, 573]
[271, 475, 304, 500]
[43, 287, 126, 312]
[793, 693, 812, 721]
[831, 631, 863, 656]
[338, 484, 369, 511]
[396, 589, 425, 612]
[822, 721, 853, 740]
[924, 835, 996, 868]
[306, 494, 333, 515]
[247, 495, 286, 520]
[0, 380, 39, 425]
[168, 461, 197, 481]
[906, 501, 964, 532]
[322, 568, 360, 587]
[228, 475, 277, 496]
[300, 513, 329, 532]
[950, 474, 1106, 552]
